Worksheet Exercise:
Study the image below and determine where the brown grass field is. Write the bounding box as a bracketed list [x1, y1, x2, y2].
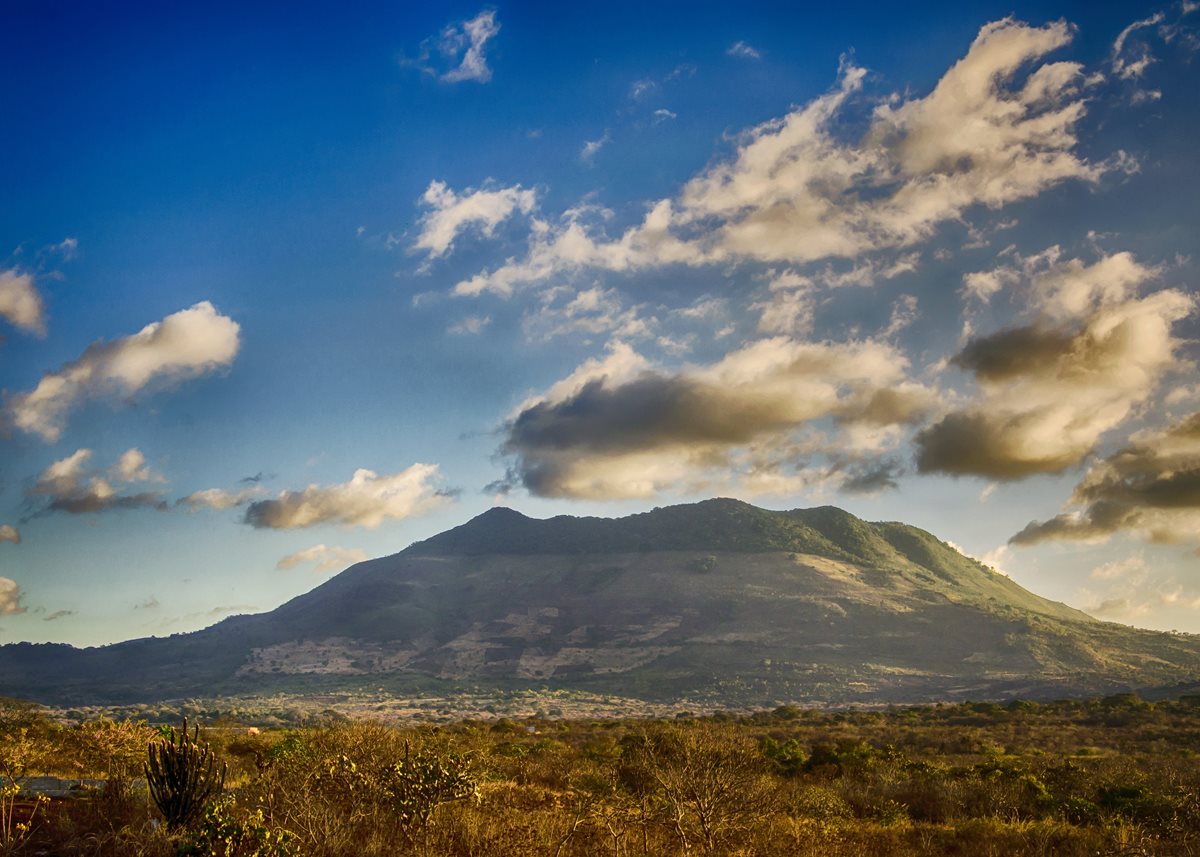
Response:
[0, 692, 1198, 855]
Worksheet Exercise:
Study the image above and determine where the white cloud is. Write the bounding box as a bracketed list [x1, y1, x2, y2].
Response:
[653, 108, 677, 123]
[451, 19, 1110, 297]
[415, 180, 536, 258]
[580, 131, 611, 165]
[754, 271, 816, 336]
[448, 315, 492, 335]
[630, 79, 656, 100]
[522, 286, 654, 343]
[176, 486, 267, 511]
[111, 448, 163, 483]
[502, 335, 938, 499]
[1111, 11, 1165, 79]
[440, 9, 500, 83]
[0, 525, 18, 545]
[244, 463, 452, 529]
[0, 578, 25, 615]
[963, 268, 1020, 304]
[49, 236, 78, 260]
[919, 250, 1193, 479]
[727, 40, 762, 60]
[1011, 410, 1200, 547]
[0, 268, 46, 336]
[276, 544, 369, 573]
[5, 301, 240, 442]
[30, 448, 168, 515]
[1091, 555, 1147, 581]
[1081, 567, 1200, 621]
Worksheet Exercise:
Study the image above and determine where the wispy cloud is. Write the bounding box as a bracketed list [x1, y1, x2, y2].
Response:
[726, 40, 762, 60]
[5, 301, 240, 442]
[1111, 11, 1166, 80]
[407, 9, 501, 84]
[277, 544, 368, 573]
[579, 131, 611, 165]
[176, 486, 267, 511]
[414, 180, 535, 258]
[448, 315, 492, 335]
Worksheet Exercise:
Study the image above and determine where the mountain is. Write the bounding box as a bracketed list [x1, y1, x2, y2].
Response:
[2, 499, 1199, 706]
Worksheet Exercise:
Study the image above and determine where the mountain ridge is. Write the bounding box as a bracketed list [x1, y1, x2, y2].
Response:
[0, 500, 1196, 706]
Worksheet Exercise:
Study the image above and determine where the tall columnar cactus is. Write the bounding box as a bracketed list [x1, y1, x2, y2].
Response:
[144, 717, 227, 829]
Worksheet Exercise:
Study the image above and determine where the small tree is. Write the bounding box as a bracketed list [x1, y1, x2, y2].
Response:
[69, 717, 155, 814]
[620, 724, 779, 854]
[377, 740, 476, 851]
[0, 698, 53, 848]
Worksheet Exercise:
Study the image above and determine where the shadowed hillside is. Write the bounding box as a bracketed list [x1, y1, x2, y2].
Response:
[1, 500, 1197, 705]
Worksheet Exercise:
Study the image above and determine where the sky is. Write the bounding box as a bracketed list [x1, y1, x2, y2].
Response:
[1, 0, 1198, 647]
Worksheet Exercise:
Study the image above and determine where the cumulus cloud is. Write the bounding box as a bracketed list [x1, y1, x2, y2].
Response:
[0, 525, 18, 545]
[452, 19, 1110, 297]
[918, 250, 1193, 479]
[4, 301, 240, 442]
[244, 463, 452, 529]
[500, 336, 937, 499]
[176, 486, 267, 511]
[414, 180, 536, 258]
[1011, 411, 1200, 547]
[0, 578, 25, 615]
[111, 448, 163, 483]
[276, 544, 369, 573]
[0, 268, 46, 336]
[28, 448, 168, 516]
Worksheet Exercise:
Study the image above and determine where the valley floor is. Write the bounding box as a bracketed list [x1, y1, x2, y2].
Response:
[3, 692, 1199, 855]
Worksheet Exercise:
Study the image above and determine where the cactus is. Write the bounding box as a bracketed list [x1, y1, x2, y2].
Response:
[144, 717, 227, 829]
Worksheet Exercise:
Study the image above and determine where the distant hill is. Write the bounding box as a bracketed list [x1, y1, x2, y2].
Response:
[2, 499, 1198, 706]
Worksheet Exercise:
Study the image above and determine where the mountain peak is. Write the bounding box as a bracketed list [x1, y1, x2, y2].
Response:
[2, 497, 1197, 706]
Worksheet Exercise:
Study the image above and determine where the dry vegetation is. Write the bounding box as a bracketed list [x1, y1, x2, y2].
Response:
[1, 693, 1199, 855]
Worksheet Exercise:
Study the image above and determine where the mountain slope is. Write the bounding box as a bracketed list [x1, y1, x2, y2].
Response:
[1, 499, 1197, 705]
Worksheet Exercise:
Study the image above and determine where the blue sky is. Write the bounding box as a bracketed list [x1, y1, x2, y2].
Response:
[2, 1, 1198, 646]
